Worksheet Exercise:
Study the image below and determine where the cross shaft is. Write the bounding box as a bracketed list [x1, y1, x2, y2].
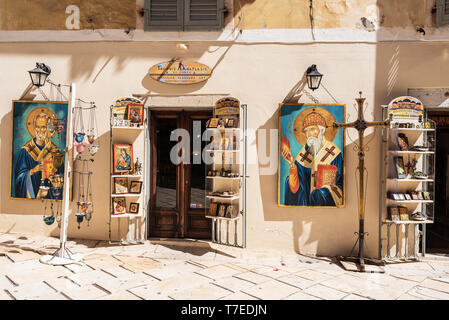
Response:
[333, 92, 390, 270]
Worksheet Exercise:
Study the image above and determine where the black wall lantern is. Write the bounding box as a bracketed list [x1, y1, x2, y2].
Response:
[28, 63, 51, 87]
[306, 64, 323, 91]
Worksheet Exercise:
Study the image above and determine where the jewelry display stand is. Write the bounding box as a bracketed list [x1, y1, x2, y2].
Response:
[40, 83, 83, 265]
[108, 105, 147, 244]
[379, 104, 436, 260]
[204, 102, 247, 248]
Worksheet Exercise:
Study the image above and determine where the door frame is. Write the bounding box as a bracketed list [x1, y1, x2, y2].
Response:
[148, 109, 212, 239]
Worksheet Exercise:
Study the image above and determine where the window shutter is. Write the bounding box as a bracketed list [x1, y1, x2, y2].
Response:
[437, 0, 449, 27]
[144, 0, 183, 31]
[184, 0, 225, 31]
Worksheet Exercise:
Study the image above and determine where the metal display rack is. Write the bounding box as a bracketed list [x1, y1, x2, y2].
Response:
[204, 104, 247, 248]
[108, 105, 148, 244]
[378, 105, 436, 260]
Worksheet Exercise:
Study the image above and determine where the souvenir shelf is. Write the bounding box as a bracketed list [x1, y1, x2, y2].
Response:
[379, 105, 436, 260]
[204, 105, 247, 248]
[109, 105, 147, 244]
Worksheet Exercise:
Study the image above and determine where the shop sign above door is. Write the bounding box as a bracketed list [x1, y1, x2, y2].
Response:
[149, 60, 212, 84]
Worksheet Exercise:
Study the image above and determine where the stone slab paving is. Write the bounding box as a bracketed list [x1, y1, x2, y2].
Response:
[303, 284, 347, 300]
[169, 283, 233, 300]
[219, 291, 259, 300]
[212, 276, 256, 293]
[242, 280, 299, 300]
[1, 232, 449, 300]
[283, 290, 322, 300]
[232, 271, 273, 284]
[194, 264, 243, 280]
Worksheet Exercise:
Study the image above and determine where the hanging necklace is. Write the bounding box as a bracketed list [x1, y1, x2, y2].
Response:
[85, 165, 93, 226]
[75, 158, 86, 229]
[43, 201, 55, 225]
[88, 104, 100, 156]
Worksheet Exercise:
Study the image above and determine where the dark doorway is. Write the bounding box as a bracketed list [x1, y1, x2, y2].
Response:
[149, 110, 212, 239]
[426, 111, 449, 253]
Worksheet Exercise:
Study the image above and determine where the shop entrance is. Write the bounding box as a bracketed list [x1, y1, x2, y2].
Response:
[148, 110, 212, 239]
[427, 110, 449, 253]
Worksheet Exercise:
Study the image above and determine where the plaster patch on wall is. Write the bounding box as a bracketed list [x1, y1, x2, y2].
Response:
[324, 0, 348, 15]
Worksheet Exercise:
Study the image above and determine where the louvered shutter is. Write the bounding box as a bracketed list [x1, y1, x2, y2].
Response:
[437, 0, 449, 27]
[144, 0, 183, 31]
[184, 0, 225, 31]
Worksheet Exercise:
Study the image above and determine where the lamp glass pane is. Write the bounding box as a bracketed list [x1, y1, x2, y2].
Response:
[29, 72, 40, 86]
[38, 73, 48, 87]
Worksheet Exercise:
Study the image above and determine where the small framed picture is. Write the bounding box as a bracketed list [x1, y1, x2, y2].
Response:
[226, 117, 239, 128]
[113, 144, 134, 173]
[389, 207, 399, 221]
[394, 156, 406, 179]
[127, 103, 144, 126]
[225, 205, 237, 218]
[404, 194, 412, 200]
[218, 118, 227, 128]
[423, 192, 431, 200]
[129, 181, 143, 194]
[218, 204, 227, 217]
[129, 202, 139, 214]
[113, 177, 128, 194]
[398, 193, 405, 201]
[411, 192, 419, 200]
[208, 118, 219, 128]
[398, 206, 409, 221]
[417, 192, 424, 200]
[397, 133, 409, 151]
[391, 193, 400, 201]
[112, 105, 127, 121]
[112, 197, 127, 215]
[209, 203, 218, 216]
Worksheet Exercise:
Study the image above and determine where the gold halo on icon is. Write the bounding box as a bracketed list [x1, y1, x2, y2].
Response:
[26, 107, 56, 138]
[293, 107, 337, 146]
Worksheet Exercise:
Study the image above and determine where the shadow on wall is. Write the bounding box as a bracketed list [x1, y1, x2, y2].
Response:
[0, 42, 233, 90]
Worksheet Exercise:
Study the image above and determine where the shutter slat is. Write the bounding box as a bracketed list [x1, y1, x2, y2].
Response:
[184, 0, 224, 30]
[144, 0, 183, 31]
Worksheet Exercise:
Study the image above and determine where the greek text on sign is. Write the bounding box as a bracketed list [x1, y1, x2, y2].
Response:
[149, 60, 212, 84]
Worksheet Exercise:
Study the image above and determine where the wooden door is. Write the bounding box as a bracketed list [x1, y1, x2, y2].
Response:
[149, 110, 212, 239]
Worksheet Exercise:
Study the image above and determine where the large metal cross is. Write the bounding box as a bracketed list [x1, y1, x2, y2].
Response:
[333, 92, 390, 271]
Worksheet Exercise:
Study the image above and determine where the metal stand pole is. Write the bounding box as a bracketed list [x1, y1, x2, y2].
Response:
[40, 83, 82, 266]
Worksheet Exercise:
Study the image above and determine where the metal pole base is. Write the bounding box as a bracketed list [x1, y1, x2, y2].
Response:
[39, 246, 83, 266]
[337, 256, 385, 273]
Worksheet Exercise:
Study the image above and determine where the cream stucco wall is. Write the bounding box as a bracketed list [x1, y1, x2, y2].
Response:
[1, 40, 448, 257]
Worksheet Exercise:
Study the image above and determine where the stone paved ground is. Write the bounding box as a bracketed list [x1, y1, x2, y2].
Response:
[1, 232, 449, 300]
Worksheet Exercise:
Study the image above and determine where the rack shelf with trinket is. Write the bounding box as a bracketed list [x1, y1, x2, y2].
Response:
[378, 98, 436, 261]
[109, 101, 147, 244]
[204, 99, 247, 248]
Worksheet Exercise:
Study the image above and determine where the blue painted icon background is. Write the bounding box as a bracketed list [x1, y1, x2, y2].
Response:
[11, 101, 68, 198]
[279, 104, 345, 204]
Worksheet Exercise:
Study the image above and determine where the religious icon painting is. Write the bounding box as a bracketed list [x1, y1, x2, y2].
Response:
[129, 202, 139, 214]
[10, 100, 69, 200]
[394, 156, 406, 179]
[207, 118, 219, 128]
[113, 144, 134, 174]
[112, 197, 127, 215]
[127, 104, 144, 126]
[113, 177, 128, 194]
[278, 104, 345, 208]
[129, 181, 143, 194]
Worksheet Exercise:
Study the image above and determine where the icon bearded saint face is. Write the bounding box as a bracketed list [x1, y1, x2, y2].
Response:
[292, 107, 337, 157]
